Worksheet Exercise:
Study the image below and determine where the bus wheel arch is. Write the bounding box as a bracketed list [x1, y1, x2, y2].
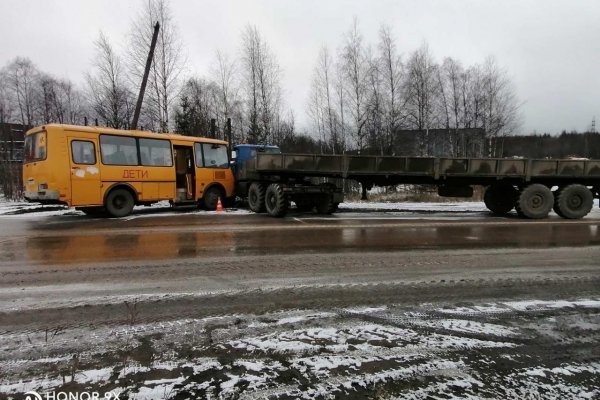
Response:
[104, 185, 137, 217]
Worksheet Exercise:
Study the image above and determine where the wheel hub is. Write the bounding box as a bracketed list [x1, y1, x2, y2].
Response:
[568, 195, 582, 209]
[114, 196, 125, 209]
[529, 194, 543, 209]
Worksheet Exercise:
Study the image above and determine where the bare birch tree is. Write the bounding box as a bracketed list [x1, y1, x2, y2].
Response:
[0, 70, 14, 126]
[340, 19, 369, 151]
[129, 0, 185, 132]
[211, 50, 241, 142]
[307, 72, 325, 151]
[404, 44, 439, 155]
[365, 46, 384, 154]
[378, 25, 404, 155]
[5, 57, 39, 127]
[308, 46, 341, 153]
[240, 25, 283, 144]
[480, 57, 521, 136]
[333, 60, 347, 152]
[86, 32, 133, 129]
[438, 58, 468, 155]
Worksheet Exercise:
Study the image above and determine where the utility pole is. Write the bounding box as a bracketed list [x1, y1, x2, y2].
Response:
[131, 22, 160, 130]
[226, 118, 232, 149]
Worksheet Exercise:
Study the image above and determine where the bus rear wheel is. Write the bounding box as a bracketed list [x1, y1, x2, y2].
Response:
[105, 188, 135, 218]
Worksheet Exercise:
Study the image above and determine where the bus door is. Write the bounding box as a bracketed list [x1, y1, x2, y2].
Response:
[174, 145, 195, 202]
[68, 137, 102, 206]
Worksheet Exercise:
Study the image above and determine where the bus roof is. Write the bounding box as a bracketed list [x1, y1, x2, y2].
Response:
[26, 124, 229, 145]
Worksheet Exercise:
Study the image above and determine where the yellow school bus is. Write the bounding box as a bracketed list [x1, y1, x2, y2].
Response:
[23, 124, 235, 217]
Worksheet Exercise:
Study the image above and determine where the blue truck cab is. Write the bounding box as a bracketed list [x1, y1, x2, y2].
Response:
[231, 144, 281, 196]
[231, 144, 281, 175]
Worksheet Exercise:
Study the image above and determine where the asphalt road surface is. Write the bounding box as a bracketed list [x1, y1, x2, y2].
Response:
[1, 207, 599, 399]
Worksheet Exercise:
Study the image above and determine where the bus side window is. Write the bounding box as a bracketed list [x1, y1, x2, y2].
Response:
[100, 135, 139, 166]
[71, 141, 96, 165]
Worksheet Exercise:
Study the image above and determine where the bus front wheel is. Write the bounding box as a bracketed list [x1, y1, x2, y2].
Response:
[105, 188, 135, 218]
[201, 187, 221, 210]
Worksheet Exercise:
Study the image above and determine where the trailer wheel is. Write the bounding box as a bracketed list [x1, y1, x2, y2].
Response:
[105, 188, 135, 218]
[483, 184, 517, 215]
[552, 187, 565, 217]
[332, 202, 340, 212]
[248, 182, 266, 213]
[316, 194, 336, 214]
[516, 184, 553, 219]
[555, 184, 593, 219]
[265, 183, 288, 217]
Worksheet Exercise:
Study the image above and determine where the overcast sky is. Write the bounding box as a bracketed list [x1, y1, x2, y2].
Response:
[1, 0, 599, 134]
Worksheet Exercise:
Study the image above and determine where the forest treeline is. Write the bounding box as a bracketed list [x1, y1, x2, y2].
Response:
[3, 0, 593, 201]
[1, 0, 523, 157]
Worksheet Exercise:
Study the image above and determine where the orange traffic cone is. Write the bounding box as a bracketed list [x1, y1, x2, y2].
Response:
[216, 197, 224, 212]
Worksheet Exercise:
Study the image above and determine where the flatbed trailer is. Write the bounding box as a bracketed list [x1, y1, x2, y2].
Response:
[236, 152, 600, 219]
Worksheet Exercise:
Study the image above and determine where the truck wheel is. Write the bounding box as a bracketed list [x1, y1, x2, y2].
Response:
[265, 183, 288, 217]
[516, 184, 553, 219]
[248, 182, 266, 213]
[105, 188, 135, 218]
[552, 187, 565, 217]
[201, 187, 221, 210]
[316, 194, 336, 214]
[484, 184, 517, 215]
[555, 184, 593, 219]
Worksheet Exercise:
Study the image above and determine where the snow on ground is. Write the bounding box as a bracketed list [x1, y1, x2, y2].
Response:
[3, 197, 599, 219]
[0, 198, 514, 219]
[408, 318, 521, 337]
[0, 199, 252, 218]
[436, 298, 600, 315]
[338, 201, 489, 213]
[1, 301, 599, 399]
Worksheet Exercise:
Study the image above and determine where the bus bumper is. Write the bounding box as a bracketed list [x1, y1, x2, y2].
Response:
[24, 190, 61, 202]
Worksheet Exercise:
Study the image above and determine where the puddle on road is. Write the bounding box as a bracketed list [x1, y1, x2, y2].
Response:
[2, 222, 599, 265]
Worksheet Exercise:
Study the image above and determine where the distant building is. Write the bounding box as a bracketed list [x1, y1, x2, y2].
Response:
[0, 123, 28, 162]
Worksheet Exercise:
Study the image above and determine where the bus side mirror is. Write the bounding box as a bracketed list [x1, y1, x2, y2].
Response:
[231, 150, 237, 160]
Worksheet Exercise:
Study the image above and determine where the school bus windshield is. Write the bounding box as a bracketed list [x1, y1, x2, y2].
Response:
[195, 143, 229, 168]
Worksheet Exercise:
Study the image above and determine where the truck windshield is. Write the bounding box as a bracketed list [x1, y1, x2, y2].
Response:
[264, 147, 281, 154]
[23, 131, 47, 163]
[259, 147, 281, 154]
